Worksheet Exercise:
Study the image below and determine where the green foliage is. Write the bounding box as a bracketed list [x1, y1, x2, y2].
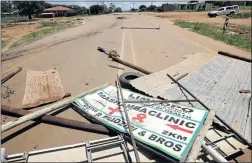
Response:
[175, 21, 251, 51]
[230, 12, 251, 19]
[1, 1, 13, 13]
[109, 3, 116, 13]
[89, 5, 104, 15]
[10, 21, 73, 49]
[12, 1, 47, 20]
[114, 7, 122, 12]
[239, 6, 252, 10]
[39, 21, 58, 28]
[139, 5, 147, 11]
[7, 23, 19, 27]
[66, 9, 77, 17]
[68, 5, 87, 15]
[147, 5, 157, 12]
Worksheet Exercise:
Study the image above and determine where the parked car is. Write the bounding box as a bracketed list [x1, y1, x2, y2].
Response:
[208, 5, 239, 17]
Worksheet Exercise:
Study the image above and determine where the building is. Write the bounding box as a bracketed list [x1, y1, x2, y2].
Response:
[162, 2, 209, 12]
[44, 6, 70, 17]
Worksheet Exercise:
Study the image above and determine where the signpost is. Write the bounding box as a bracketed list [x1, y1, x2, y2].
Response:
[74, 85, 208, 161]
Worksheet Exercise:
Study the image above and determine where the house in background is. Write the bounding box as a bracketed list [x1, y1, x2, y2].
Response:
[162, 2, 207, 12]
[43, 6, 70, 17]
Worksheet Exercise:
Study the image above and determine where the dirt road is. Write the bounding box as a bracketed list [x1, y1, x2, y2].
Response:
[1, 13, 251, 155]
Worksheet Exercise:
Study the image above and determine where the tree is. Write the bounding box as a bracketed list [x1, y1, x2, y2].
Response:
[89, 5, 104, 15]
[1, 1, 13, 13]
[13, 1, 47, 20]
[131, 8, 137, 12]
[102, 4, 109, 14]
[68, 5, 87, 15]
[139, 5, 147, 11]
[66, 9, 77, 16]
[147, 5, 157, 12]
[108, 3, 116, 12]
[114, 7, 122, 12]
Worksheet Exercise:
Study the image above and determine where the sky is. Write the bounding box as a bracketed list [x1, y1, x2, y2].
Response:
[49, 1, 195, 11]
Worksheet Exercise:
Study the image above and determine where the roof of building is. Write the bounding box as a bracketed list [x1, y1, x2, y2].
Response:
[45, 6, 70, 11]
[40, 13, 55, 15]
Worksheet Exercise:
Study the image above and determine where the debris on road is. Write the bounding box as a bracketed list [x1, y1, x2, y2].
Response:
[117, 16, 126, 19]
[73, 84, 209, 161]
[171, 73, 188, 84]
[108, 48, 120, 57]
[187, 109, 216, 162]
[218, 51, 252, 63]
[4, 136, 157, 162]
[22, 69, 66, 108]
[239, 90, 251, 93]
[2, 105, 110, 134]
[1, 83, 109, 133]
[1, 67, 22, 84]
[116, 75, 141, 162]
[121, 26, 160, 30]
[1, 85, 15, 102]
[108, 64, 124, 70]
[97, 46, 251, 146]
[98, 47, 152, 74]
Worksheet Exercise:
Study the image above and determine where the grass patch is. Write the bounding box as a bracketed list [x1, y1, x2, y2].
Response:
[9, 21, 73, 49]
[10, 41, 20, 48]
[39, 21, 59, 28]
[7, 23, 19, 27]
[1, 23, 19, 28]
[175, 21, 251, 51]
[230, 12, 251, 19]
[10, 27, 57, 48]
[2, 40, 7, 49]
[239, 6, 252, 10]
[23, 27, 57, 41]
[39, 21, 73, 29]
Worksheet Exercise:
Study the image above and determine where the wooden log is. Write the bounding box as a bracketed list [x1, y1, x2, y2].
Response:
[1, 83, 109, 133]
[1, 67, 22, 84]
[1, 105, 110, 135]
[186, 109, 216, 162]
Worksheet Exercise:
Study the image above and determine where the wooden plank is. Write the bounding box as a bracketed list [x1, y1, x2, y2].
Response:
[1, 83, 109, 133]
[2, 105, 110, 135]
[186, 109, 216, 162]
[22, 69, 65, 108]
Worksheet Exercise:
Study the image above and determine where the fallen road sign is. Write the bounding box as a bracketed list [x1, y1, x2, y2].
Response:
[74, 85, 208, 161]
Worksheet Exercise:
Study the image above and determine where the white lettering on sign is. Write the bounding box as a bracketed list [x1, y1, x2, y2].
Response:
[74, 85, 208, 160]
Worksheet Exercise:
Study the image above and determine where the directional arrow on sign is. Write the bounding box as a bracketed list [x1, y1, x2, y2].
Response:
[167, 124, 193, 134]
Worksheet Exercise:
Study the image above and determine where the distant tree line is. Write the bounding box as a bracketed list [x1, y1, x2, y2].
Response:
[1, 1, 122, 20]
[133, 4, 159, 12]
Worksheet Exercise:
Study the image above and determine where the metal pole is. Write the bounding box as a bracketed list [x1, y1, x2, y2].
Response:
[2, 67, 22, 84]
[97, 47, 152, 75]
[1, 105, 110, 135]
[124, 99, 198, 104]
[166, 73, 252, 148]
[116, 75, 141, 163]
[202, 141, 228, 162]
[218, 51, 252, 63]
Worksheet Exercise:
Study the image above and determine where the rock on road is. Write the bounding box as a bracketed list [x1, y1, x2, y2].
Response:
[1, 13, 251, 155]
